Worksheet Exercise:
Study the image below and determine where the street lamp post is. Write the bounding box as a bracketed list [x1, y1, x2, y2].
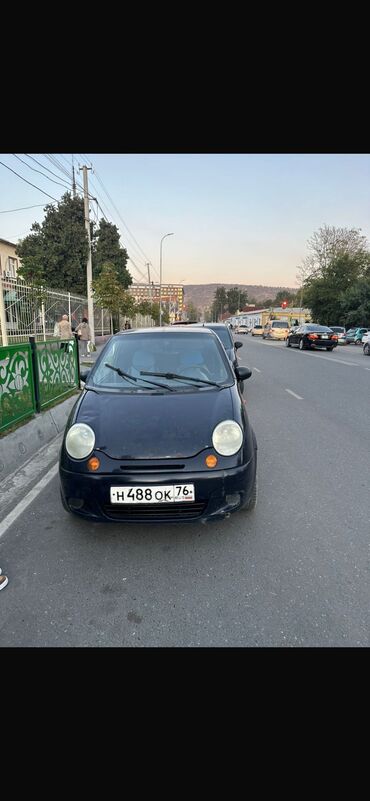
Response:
[159, 233, 174, 326]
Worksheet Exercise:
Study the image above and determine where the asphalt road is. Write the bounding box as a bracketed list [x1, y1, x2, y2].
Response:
[1, 337, 369, 647]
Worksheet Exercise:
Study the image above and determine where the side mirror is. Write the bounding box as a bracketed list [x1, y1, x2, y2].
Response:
[234, 341, 243, 349]
[80, 369, 91, 383]
[235, 366, 252, 382]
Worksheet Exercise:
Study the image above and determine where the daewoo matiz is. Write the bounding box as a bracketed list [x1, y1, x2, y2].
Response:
[59, 327, 257, 523]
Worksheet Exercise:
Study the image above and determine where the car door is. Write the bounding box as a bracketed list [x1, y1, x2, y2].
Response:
[290, 326, 301, 345]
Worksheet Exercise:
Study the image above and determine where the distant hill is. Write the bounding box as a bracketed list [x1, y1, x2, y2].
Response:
[184, 283, 296, 310]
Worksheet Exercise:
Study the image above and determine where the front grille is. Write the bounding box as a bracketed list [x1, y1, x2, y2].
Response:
[120, 464, 185, 472]
[102, 501, 206, 521]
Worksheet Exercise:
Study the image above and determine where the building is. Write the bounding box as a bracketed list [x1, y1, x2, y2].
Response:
[228, 307, 312, 329]
[128, 283, 184, 322]
[0, 238, 21, 279]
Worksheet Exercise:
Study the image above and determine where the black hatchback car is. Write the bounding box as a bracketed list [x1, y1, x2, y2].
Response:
[286, 324, 339, 351]
[59, 327, 257, 524]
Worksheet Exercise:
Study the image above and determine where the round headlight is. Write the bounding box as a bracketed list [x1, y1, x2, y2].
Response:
[212, 420, 243, 456]
[65, 423, 95, 460]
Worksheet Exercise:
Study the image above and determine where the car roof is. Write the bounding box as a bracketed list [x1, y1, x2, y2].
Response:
[191, 322, 227, 328]
[113, 326, 218, 337]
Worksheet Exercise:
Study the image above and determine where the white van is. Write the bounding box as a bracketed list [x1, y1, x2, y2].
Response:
[262, 320, 290, 341]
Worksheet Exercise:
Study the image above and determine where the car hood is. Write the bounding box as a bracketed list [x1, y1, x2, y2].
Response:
[76, 387, 235, 459]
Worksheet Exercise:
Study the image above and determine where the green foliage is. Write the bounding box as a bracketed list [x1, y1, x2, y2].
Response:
[186, 301, 200, 321]
[302, 251, 370, 326]
[92, 219, 131, 288]
[226, 287, 248, 314]
[211, 287, 228, 320]
[339, 279, 370, 327]
[92, 262, 135, 317]
[272, 290, 298, 306]
[16, 193, 89, 294]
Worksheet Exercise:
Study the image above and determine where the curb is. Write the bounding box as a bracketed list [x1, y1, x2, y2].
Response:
[0, 393, 79, 484]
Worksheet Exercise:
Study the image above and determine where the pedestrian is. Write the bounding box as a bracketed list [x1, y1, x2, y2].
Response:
[76, 317, 91, 357]
[124, 320, 131, 330]
[0, 567, 8, 591]
[58, 314, 73, 351]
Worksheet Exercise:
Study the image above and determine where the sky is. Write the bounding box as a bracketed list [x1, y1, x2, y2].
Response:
[1, 153, 370, 289]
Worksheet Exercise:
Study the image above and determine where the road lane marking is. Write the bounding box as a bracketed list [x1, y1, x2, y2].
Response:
[285, 389, 304, 400]
[0, 463, 58, 539]
[253, 367, 261, 372]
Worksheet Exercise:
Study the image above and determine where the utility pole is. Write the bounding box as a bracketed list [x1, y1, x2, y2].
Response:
[79, 165, 95, 343]
[72, 154, 76, 198]
[147, 263, 152, 301]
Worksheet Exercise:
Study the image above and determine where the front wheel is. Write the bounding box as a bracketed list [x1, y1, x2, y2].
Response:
[286, 338, 291, 347]
[364, 343, 370, 355]
[299, 338, 305, 350]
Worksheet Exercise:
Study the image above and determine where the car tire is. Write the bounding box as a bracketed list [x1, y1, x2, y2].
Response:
[240, 470, 258, 512]
[355, 340, 362, 345]
[299, 339, 305, 350]
[364, 344, 370, 355]
[286, 338, 291, 347]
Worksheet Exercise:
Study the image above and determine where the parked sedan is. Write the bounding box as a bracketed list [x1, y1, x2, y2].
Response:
[59, 327, 257, 524]
[236, 324, 249, 335]
[251, 325, 264, 336]
[286, 324, 339, 351]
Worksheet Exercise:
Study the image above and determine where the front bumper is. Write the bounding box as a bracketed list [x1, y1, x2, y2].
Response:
[59, 457, 256, 524]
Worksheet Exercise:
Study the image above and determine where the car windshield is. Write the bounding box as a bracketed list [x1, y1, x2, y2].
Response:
[272, 321, 289, 328]
[305, 325, 333, 332]
[254, 325, 262, 329]
[205, 326, 232, 348]
[330, 327, 345, 333]
[89, 331, 232, 391]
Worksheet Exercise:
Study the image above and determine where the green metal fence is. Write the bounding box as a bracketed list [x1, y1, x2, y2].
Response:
[0, 343, 36, 433]
[0, 336, 80, 434]
[32, 337, 79, 411]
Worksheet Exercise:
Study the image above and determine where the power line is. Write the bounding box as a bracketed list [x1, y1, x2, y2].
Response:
[24, 154, 74, 186]
[0, 203, 48, 214]
[92, 168, 155, 267]
[0, 160, 59, 201]
[88, 172, 158, 279]
[44, 154, 72, 181]
[12, 154, 72, 191]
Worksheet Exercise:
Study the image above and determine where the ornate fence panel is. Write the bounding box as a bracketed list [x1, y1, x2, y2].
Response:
[0, 343, 36, 433]
[32, 337, 79, 411]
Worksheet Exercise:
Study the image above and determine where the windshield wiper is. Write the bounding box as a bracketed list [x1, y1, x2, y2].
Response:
[140, 370, 222, 387]
[104, 363, 174, 391]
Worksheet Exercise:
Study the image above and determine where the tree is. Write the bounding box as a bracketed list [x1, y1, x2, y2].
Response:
[273, 290, 298, 307]
[302, 252, 370, 325]
[339, 279, 370, 327]
[299, 225, 368, 283]
[92, 219, 132, 288]
[226, 287, 248, 314]
[16, 193, 89, 293]
[92, 262, 135, 321]
[211, 287, 227, 320]
[186, 301, 200, 321]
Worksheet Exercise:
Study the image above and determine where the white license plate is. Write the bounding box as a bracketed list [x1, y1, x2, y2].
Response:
[110, 484, 195, 504]
[321, 335, 328, 339]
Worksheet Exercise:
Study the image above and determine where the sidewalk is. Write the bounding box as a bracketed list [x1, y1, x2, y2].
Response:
[79, 335, 111, 368]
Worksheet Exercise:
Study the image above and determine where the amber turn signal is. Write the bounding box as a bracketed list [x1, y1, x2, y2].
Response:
[205, 454, 218, 468]
[87, 456, 100, 471]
